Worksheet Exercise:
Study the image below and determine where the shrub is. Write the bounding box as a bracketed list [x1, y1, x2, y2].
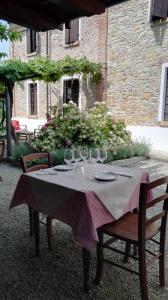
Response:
[11, 143, 34, 161]
[31, 102, 132, 152]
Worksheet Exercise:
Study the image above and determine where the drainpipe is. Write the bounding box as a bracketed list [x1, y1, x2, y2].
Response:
[104, 8, 108, 105]
[46, 31, 49, 115]
[6, 88, 12, 157]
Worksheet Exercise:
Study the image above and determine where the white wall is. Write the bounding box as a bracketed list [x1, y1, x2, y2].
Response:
[12, 118, 46, 132]
[128, 126, 168, 152]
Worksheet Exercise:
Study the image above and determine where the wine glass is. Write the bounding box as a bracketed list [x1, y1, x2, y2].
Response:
[90, 147, 100, 164]
[80, 146, 89, 164]
[73, 147, 81, 169]
[99, 147, 107, 164]
[64, 148, 74, 165]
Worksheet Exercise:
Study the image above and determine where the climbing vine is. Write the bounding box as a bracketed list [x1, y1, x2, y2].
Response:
[0, 56, 101, 85]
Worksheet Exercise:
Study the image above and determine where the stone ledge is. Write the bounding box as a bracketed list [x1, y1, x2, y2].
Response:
[109, 156, 147, 167]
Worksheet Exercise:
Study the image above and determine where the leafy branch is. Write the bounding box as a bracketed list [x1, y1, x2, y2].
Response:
[0, 22, 22, 59]
[0, 56, 102, 84]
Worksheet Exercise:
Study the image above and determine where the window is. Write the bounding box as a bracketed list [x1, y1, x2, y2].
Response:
[28, 83, 38, 116]
[163, 69, 168, 120]
[65, 19, 79, 44]
[26, 29, 38, 53]
[63, 79, 79, 106]
[150, 0, 168, 21]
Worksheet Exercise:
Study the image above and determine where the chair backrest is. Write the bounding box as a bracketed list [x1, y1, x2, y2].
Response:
[138, 176, 168, 242]
[20, 152, 52, 173]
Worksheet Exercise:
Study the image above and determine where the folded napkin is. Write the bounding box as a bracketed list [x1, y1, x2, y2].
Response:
[36, 170, 57, 175]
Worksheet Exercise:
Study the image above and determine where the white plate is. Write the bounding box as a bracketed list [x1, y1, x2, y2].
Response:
[94, 173, 116, 181]
[54, 165, 74, 171]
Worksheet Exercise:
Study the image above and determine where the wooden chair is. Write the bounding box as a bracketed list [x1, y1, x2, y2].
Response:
[95, 176, 168, 300]
[20, 152, 53, 251]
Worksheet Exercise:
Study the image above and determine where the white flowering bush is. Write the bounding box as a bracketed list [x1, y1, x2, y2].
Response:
[31, 102, 132, 152]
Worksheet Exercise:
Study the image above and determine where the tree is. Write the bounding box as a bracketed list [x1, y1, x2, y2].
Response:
[0, 22, 21, 59]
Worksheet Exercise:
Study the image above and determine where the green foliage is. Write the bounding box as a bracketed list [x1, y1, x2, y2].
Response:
[50, 149, 64, 165]
[0, 59, 33, 84]
[106, 142, 150, 162]
[0, 56, 101, 84]
[11, 143, 34, 161]
[0, 23, 21, 60]
[31, 102, 132, 152]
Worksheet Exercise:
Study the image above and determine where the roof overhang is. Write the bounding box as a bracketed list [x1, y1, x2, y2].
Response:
[0, 0, 128, 31]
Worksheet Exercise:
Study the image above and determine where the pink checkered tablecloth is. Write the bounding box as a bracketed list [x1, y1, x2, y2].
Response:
[10, 164, 152, 250]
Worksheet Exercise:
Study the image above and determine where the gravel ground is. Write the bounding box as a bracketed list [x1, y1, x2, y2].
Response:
[0, 159, 168, 300]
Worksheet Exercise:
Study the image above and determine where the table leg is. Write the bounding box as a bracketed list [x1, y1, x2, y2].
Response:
[82, 247, 90, 292]
[33, 210, 40, 257]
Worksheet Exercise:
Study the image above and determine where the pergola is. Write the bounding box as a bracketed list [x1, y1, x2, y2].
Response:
[0, 0, 128, 156]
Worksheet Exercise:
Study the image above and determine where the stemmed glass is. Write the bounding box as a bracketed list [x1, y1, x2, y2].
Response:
[90, 147, 100, 164]
[99, 147, 107, 164]
[80, 146, 89, 164]
[64, 148, 74, 165]
[73, 147, 81, 170]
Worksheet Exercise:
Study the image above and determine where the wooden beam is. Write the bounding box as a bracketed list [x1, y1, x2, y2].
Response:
[0, 1, 63, 31]
[66, 0, 105, 14]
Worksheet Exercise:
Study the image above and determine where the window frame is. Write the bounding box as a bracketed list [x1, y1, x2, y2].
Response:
[27, 80, 39, 118]
[26, 29, 38, 55]
[61, 75, 81, 109]
[158, 63, 168, 121]
[63, 18, 81, 46]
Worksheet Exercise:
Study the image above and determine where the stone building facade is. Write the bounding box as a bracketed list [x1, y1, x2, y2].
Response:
[106, 0, 168, 151]
[10, 13, 107, 131]
[10, 0, 168, 151]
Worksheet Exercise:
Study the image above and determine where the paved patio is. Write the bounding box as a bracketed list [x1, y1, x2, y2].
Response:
[0, 158, 168, 299]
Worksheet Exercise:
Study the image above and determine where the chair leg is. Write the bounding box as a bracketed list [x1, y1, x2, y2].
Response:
[95, 229, 104, 285]
[46, 217, 52, 251]
[138, 245, 148, 300]
[33, 210, 40, 257]
[159, 253, 165, 288]
[124, 242, 131, 263]
[159, 230, 166, 287]
[28, 206, 33, 236]
[133, 245, 138, 256]
[82, 247, 90, 292]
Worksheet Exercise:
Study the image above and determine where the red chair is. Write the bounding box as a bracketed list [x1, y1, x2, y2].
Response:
[12, 120, 33, 141]
[12, 120, 22, 130]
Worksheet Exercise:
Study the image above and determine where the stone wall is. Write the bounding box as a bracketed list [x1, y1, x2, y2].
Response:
[106, 0, 168, 126]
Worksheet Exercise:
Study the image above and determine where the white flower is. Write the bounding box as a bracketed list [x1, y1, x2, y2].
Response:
[69, 100, 74, 104]
[63, 103, 68, 107]
[107, 111, 112, 116]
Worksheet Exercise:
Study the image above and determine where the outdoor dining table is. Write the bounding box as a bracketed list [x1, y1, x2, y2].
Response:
[10, 162, 151, 291]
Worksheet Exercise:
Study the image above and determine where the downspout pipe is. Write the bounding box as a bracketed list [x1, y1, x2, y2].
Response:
[46, 31, 49, 116]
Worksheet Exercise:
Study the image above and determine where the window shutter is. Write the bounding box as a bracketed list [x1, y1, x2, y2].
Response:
[65, 27, 70, 44]
[164, 69, 168, 120]
[152, 0, 168, 19]
[36, 32, 39, 53]
[26, 29, 31, 53]
[31, 30, 37, 52]
[70, 19, 79, 43]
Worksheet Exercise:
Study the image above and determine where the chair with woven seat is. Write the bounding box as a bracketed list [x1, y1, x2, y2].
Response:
[20, 152, 53, 251]
[95, 176, 168, 300]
